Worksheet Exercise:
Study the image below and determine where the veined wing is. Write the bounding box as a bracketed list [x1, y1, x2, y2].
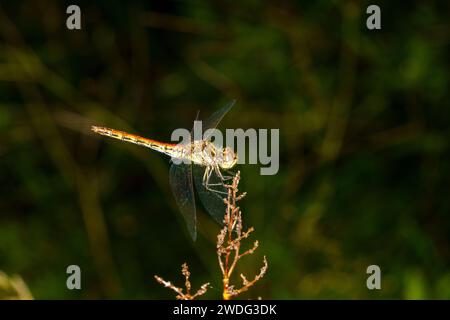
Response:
[192, 100, 236, 225]
[169, 100, 236, 236]
[193, 165, 228, 225]
[200, 99, 236, 141]
[169, 162, 197, 240]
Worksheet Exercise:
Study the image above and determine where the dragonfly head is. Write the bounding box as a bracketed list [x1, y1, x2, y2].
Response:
[220, 147, 238, 169]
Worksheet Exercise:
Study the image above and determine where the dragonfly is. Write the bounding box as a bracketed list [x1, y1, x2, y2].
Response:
[91, 100, 237, 240]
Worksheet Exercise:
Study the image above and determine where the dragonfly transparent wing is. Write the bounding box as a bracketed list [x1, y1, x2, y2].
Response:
[192, 100, 236, 225]
[169, 162, 197, 240]
[201, 99, 236, 140]
[193, 165, 228, 225]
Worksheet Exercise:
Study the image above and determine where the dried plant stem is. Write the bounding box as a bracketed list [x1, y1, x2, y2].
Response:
[154, 263, 210, 300]
[217, 171, 267, 300]
[155, 170, 267, 299]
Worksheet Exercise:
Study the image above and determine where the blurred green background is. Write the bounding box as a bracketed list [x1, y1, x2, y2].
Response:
[0, 0, 449, 299]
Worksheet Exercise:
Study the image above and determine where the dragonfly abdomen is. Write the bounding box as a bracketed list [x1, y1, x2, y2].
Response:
[91, 126, 177, 155]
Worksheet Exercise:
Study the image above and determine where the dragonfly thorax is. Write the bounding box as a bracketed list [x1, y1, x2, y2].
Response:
[187, 141, 237, 169]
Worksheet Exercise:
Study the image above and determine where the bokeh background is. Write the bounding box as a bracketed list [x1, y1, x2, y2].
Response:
[0, 0, 449, 299]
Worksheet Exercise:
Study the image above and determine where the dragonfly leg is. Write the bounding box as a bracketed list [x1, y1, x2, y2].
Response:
[214, 165, 230, 182]
[221, 170, 235, 181]
[204, 185, 228, 195]
[214, 166, 234, 182]
[202, 165, 211, 185]
[203, 166, 228, 195]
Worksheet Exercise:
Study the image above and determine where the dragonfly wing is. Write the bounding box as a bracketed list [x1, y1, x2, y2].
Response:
[193, 165, 227, 225]
[201, 99, 236, 140]
[169, 162, 197, 240]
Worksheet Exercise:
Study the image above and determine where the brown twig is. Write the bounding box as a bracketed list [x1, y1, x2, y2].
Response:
[155, 170, 267, 299]
[154, 263, 210, 300]
[217, 171, 268, 300]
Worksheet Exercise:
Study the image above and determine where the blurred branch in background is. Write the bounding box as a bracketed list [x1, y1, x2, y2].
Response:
[0, 271, 33, 300]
